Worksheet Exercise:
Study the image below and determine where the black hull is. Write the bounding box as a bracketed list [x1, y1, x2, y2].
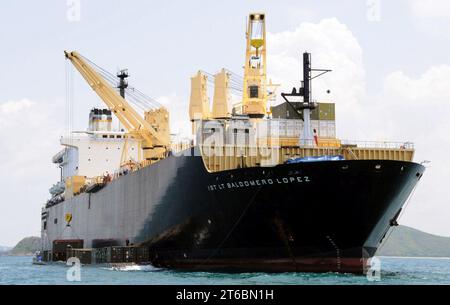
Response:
[43, 149, 425, 274]
[144, 156, 423, 273]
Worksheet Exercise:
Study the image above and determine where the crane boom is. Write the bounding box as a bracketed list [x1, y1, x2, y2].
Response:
[64, 51, 170, 162]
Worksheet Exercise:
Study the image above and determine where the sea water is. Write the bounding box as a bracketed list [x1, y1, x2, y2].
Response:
[0, 256, 449, 285]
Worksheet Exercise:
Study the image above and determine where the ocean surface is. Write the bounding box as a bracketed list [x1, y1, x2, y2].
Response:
[0, 256, 449, 285]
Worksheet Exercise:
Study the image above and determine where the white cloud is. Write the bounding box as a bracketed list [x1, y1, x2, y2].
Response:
[0, 99, 63, 246]
[267, 18, 367, 139]
[374, 66, 450, 236]
[0, 99, 35, 114]
[384, 66, 450, 102]
[267, 18, 450, 236]
[0, 99, 63, 178]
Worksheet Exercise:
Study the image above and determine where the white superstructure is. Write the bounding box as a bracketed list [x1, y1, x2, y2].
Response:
[50, 109, 140, 196]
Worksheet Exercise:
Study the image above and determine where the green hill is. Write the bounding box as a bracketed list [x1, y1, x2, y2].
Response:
[378, 226, 450, 257]
[9, 237, 41, 256]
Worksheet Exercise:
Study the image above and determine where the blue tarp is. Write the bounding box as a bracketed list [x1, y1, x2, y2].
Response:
[285, 155, 345, 164]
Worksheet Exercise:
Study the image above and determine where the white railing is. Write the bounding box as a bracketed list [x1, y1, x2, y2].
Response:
[340, 140, 414, 150]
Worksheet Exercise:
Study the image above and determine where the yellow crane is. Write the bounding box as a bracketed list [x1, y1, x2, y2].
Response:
[189, 13, 278, 122]
[242, 13, 278, 118]
[64, 51, 170, 164]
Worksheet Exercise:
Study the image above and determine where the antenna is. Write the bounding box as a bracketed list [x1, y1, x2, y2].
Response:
[117, 69, 129, 99]
[281, 52, 332, 146]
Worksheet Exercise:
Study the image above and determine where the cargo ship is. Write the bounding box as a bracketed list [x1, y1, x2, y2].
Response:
[40, 13, 425, 273]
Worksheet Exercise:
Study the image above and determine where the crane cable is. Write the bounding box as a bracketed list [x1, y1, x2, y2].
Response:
[78, 54, 163, 111]
[65, 60, 75, 146]
[200, 70, 244, 95]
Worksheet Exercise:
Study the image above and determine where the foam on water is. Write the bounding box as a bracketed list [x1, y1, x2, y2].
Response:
[104, 264, 161, 272]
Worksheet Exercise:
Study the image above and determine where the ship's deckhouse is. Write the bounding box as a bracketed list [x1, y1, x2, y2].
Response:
[50, 108, 139, 197]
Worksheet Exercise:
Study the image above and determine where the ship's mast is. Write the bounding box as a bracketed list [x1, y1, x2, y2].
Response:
[300, 53, 314, 146]
[116, 69, 129, 132]
[117, 69, 129, 99]
[281, 52, 331, 146]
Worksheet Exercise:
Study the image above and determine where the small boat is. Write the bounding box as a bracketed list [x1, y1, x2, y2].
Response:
[32, 251, 47, 265]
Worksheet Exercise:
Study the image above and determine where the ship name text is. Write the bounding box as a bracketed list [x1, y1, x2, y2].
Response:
[207, 175, 310, 191]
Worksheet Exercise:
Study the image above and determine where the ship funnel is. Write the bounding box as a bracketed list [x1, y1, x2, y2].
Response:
[88, 108, 112, 132]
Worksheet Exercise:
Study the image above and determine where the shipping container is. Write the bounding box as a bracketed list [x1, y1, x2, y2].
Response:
[272, 102, 335, 121]
[52, 239, 84, 262]
[271, 102, 302, 119]
[53, 239, 84, 253]
[92, 239, 120, 248]
[123, 247, 137, 263]
[311, 103, 335, 120]
[66, 249, 93, 265]
[110, 246, 125, 263]
[52, 252, 66, 262]
[93, 247, 109, 264]
[136, 247, 150, 263]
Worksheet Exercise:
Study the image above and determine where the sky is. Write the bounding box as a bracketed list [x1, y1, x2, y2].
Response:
[0, 0, 450, 246]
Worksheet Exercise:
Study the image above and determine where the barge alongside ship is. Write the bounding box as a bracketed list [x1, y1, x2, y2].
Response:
[40, 13, 424, 274]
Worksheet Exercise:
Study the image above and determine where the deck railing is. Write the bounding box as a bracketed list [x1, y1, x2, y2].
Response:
[339, 140, 414, 150]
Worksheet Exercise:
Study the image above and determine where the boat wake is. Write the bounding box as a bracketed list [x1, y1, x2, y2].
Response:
[104, 264, 161, 272]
